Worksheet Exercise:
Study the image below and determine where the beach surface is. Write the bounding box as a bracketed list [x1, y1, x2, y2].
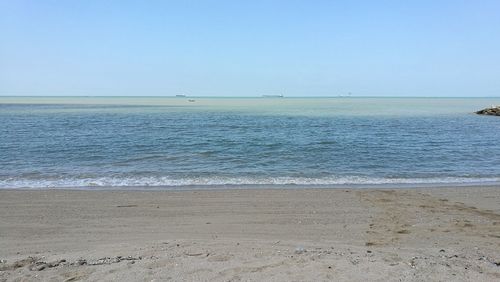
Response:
[1, 186, 499, 281]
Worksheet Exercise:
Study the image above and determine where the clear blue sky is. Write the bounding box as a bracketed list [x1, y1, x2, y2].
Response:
[1, 0, 500, 96]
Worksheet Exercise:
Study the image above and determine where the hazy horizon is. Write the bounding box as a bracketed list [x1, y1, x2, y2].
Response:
[2, 95, 500, 98]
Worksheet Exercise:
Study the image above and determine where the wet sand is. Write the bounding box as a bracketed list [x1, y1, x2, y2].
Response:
[0, 186, 499, 281]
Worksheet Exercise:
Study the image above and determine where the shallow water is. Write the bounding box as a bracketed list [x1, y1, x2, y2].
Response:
[1, 97, 499, 188]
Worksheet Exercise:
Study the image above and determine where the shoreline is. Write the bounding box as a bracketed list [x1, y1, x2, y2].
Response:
[1, 186, 499, 281]
[2, 182, 500, 191]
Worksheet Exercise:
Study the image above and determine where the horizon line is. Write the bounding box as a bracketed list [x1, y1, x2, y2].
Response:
[1, 95, 500, 99]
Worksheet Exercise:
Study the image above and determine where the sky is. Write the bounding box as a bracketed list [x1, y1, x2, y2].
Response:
[1, 0, 500, 97]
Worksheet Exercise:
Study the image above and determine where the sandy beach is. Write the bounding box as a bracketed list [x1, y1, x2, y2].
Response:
[0, 186, 499, 281]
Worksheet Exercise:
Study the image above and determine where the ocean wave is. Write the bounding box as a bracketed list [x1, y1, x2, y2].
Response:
[0, 176, 499, 189]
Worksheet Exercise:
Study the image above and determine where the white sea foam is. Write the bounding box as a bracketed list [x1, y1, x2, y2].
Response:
[0, 176, 499, 189]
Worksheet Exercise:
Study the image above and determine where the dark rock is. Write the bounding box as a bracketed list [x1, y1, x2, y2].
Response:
[47, 259, 66, 268]
[75, 259, 87, 266]
[33, 264, 47, 271]
[476, 106, 500, 116]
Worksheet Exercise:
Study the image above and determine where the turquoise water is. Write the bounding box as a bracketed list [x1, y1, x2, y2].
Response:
[1, 97, 500, 188]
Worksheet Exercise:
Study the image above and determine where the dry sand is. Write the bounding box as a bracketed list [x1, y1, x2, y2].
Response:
[0, 186, 499, 281]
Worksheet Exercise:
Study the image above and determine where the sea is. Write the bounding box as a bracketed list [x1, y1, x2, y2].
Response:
[1, 96, 499, 189]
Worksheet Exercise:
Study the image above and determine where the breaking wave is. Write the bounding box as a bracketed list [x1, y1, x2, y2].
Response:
[1, 176, 499, 189]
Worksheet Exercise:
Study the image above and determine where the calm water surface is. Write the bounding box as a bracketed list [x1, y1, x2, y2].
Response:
[1, 97, 499, 188]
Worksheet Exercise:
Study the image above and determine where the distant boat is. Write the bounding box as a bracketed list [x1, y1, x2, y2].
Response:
[188, 99, 195, 102]
[262, 94, 284, 98]
[176, 94, 186, 97]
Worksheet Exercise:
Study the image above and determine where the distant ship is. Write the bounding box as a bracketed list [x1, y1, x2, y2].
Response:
[262, 94, 284, 98]
[176, 94, 186, 97]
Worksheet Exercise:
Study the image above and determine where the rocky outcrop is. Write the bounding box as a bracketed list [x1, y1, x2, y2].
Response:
[476, 106, 500, 116]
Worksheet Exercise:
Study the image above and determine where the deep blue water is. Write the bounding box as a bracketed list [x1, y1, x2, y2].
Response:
[1, 97, 499, 188]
